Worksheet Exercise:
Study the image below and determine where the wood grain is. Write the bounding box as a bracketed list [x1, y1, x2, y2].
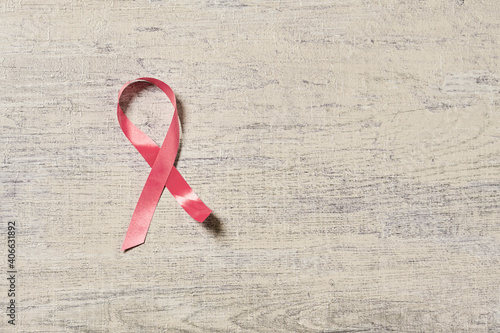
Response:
[1, 0, 499, 332]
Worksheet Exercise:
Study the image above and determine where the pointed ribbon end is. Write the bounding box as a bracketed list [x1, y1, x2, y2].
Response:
[121, 236, 145, 252]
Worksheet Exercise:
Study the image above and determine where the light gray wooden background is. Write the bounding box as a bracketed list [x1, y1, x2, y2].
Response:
[1, 0, 499, 332]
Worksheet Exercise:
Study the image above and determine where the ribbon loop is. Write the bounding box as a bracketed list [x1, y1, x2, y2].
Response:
[117, 78, 211, 251]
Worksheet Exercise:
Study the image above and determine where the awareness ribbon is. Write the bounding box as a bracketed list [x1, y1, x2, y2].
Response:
[117, 77, 211, 251]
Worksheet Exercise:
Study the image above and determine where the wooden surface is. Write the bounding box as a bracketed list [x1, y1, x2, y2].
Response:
[1, 1, 500, 332]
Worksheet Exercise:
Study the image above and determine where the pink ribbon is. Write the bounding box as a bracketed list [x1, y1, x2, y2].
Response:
[117, 77, 211, 251]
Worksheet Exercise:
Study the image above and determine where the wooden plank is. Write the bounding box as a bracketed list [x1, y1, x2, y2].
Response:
[1, 0, 499, 331]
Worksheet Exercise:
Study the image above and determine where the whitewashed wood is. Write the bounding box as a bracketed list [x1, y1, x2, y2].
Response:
[1, 0, 500, 332]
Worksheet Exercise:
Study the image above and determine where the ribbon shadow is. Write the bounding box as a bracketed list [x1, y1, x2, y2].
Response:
[203, 213, 224, 236]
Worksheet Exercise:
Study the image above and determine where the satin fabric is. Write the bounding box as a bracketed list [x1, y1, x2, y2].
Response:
[117, 78, 211, 251]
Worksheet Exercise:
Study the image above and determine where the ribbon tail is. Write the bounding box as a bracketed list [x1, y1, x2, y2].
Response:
[166, 167, 212, 222]
[121, 231, 146, 251]
[121, 172, 170, 251]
